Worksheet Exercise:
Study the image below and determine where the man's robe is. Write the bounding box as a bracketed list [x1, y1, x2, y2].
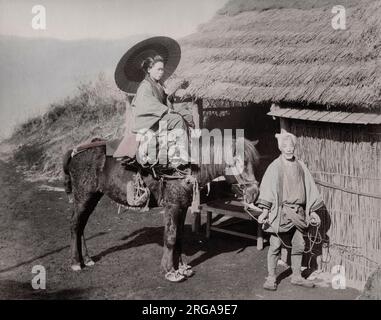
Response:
[257, 156, 324, 233]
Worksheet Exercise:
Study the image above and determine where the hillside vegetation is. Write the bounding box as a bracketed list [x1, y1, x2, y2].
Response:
[4, 74, 126, 181]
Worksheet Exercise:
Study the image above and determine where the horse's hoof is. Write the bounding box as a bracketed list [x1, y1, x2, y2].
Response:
[178, 264, 195, 278]
[71, 264, 82, 271]
[84, 259, 95, 267]
[67, 194, 74, 204]
[165, 270, 186, 283]
[179, 268, 195, 278]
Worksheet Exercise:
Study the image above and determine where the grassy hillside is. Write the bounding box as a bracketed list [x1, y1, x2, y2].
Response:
[4, 74, 126, 181]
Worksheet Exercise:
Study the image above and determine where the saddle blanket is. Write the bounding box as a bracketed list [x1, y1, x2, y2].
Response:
[71, 133, 138, 158]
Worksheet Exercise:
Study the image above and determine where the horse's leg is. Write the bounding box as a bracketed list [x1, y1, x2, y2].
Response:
[82, 234, 94, 267]
[161, 202, 180, 274]
[161, 178, 194, 281]
[70, 192, 102, 271]
[81, 193, 103, 266]
[70, 202, 85, 271]
[176, 207, 187, 267]
[176, 208, 195, 277]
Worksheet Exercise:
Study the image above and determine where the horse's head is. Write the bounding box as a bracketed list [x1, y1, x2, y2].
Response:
[224, 139, 260, 204]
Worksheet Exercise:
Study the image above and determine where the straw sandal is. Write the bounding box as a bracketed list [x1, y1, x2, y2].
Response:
[165, 269, 186, 282]
[263, 276, 277, 291]
[277, 260, 289, 268]
[178, 263, 195, 278]
[291, 276, 315, 288]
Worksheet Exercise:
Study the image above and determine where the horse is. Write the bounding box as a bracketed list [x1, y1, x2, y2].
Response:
[62, 137, 260, 282]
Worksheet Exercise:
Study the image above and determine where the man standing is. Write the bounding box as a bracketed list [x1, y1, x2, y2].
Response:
[257, 130, 323, 291]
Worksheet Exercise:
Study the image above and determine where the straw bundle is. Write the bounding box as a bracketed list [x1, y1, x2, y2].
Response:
[290, 120, 381, 290]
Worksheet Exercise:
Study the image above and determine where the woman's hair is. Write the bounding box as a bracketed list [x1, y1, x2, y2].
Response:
[141, 55, 164, 74]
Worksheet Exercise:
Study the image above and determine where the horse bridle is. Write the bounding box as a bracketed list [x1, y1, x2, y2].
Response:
[230, 168, 259, 203]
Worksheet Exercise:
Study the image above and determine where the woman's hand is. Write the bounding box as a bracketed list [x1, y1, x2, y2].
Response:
[166, 98, 174, 113]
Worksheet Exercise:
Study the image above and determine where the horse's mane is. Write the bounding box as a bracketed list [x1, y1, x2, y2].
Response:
[196, 137, 260, 184]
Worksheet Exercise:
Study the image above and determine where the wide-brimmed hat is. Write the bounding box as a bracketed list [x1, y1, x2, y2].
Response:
[114, 36, 181, 94]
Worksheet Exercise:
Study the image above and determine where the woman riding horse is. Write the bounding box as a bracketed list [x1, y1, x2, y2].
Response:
[132, 55, 194, 167]
[64, 37, 260, 282]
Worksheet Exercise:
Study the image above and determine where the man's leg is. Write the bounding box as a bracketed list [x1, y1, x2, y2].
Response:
[290, 228, 315, 288]
[264, 234, 282, 290]
[278, 247, 289, 268]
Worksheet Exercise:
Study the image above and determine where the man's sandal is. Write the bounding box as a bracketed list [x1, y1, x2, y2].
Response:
[263, 276, 277, 291]
[291, 276, 315, 288]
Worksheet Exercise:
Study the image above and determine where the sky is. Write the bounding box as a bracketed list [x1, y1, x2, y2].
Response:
[0, 0, 228, 40]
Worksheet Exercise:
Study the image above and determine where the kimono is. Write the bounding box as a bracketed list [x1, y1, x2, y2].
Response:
[257, 156, 324, 234]
[129, 75, 195, 164]
[132, 76, 169, 134]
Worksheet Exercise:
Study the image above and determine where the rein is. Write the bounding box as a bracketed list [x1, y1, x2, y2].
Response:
[244, 204, 323, 258]
[228, 163, 259, 204]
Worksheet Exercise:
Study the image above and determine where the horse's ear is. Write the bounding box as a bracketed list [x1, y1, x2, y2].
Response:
[235, 155, 244, 175]
[251, 140, 259, 146]
[225, 155, 244, 175]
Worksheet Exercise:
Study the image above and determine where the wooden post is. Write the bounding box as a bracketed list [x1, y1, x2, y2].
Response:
[192, 210, 201, 233]
[196, 98, 203, 129]
[280, 118, 291, 132]
[257, 223, 264, 250]
[206, 211, 212, 239]
[190, 97, 203, 235]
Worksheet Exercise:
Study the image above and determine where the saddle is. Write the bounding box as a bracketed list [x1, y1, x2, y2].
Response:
[70, 136, 138, 159]
[71, 134, 193, 180]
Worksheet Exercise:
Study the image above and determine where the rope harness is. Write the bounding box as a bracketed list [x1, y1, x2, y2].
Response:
[244, 204, 322, 252]
[241, 157, 330, 269]
[126, 172, 151, 208]
[118, 164, 196, 213]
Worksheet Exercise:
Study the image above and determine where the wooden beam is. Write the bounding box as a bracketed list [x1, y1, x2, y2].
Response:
[209, 227, 260, 241]
[280, 118, 291, 131]
[200, 201, 266, 250]
[196, 98, 204, 129]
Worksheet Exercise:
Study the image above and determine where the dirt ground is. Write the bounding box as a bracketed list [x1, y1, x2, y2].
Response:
[0, 158, 360, 300]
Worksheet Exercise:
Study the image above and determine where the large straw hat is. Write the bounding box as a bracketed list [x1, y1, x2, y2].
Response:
[114, 36, 181, 94]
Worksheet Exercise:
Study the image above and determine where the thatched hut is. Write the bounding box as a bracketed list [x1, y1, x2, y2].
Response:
[168, 0, 381, 289]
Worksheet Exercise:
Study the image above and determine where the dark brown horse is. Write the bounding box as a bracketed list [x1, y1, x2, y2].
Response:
[62, 138, 260, 281]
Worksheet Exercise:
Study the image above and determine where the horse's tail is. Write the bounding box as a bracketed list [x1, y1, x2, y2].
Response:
[63, 149, 73, 196]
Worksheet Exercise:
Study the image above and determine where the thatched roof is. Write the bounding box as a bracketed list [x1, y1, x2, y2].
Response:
[168, 0, 381, 111]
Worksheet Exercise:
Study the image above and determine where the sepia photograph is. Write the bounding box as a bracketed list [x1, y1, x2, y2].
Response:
[0, 0, 380, 305]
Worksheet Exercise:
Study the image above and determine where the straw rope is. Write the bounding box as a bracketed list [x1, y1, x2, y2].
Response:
[315, 179, 381, 199]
